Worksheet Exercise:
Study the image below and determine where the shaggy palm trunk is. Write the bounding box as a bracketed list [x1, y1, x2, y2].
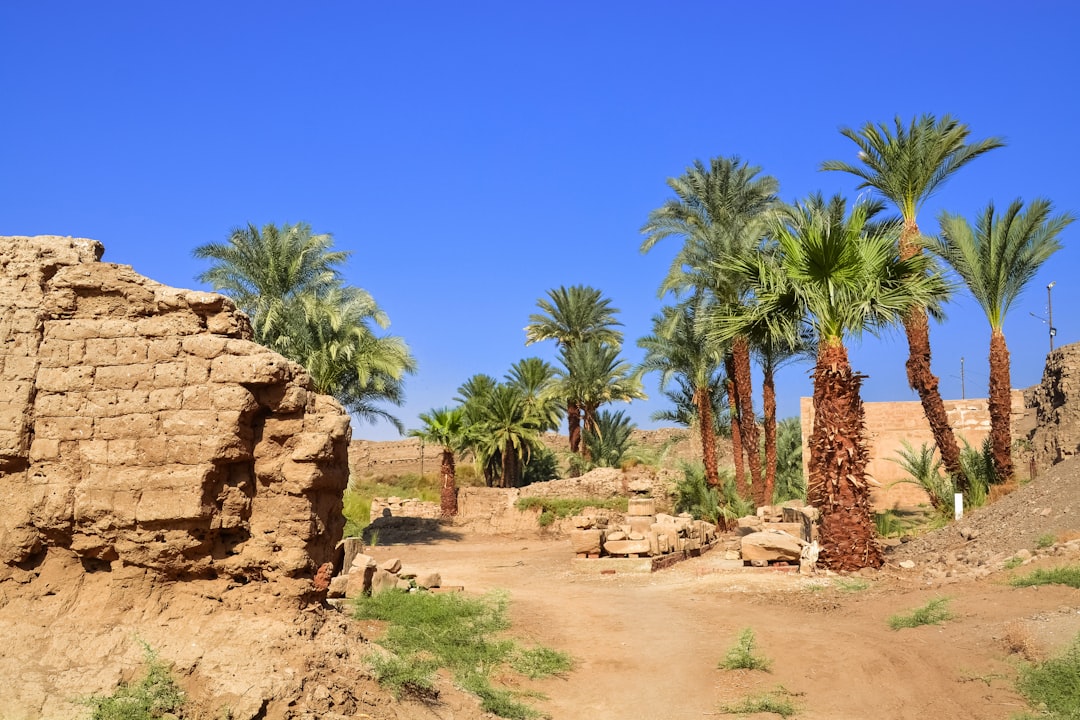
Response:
[762, 365, 777, 505]
[501, 441, 519, 488]
[988, 329, 1014, 483]
[899, 222, 966, 490]
[439, 449, 458, 518]
[567, 401, 582, 453]
[732, 337, 763, 501]
[581, 404, 597, 462]
[724, 359, 747, 498]
[695, 387, 720, 487]
[808, 342, 882, 571]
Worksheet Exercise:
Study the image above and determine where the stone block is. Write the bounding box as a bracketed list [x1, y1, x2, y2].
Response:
[379, 557, 402, 573]
[740, 530, 804, 563]
[603, 539, 651, 556]
[761, 521, 807, 542]
[571, 515, 594, 529]
[570, 529, 602, 554]
[345, 566, 375, 598]
[628, 515, 653, 534]
[370, 568, 398, 594]
[626, 498, 655, 516]
[414, 572, 441, 589]
[327, 575, 349, 598]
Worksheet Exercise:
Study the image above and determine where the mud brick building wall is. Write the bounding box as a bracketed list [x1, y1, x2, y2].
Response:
[800, 392, 1025, 509]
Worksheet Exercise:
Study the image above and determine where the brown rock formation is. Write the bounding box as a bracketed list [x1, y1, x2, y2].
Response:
[1029, 341, 1080, 470]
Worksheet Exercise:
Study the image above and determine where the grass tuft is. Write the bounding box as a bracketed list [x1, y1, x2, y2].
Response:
[353, 589, 570, 717]
[1015, 632, 1080, 719]
[833, 577, 870, 592]
[1036, 533, 1058, 549]
[720, 687, 798, 718]
[719, 628, 772, 672]
[82, 642, 185, 720]
[1010, 565, 1080, 589]
[888, 597, 953, 630]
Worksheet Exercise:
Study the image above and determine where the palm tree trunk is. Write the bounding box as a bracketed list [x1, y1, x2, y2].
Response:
[808, 342, 882, 571]
[502, 441, 518, 488]
[762, 364, 777, 505]
[581, 404, 597, 462]
[732, 337, 763, 503]
[988, 329, 1014, 483]
[724, 359, 747, 498]
[899, 222, 967, 490]
[440, 449, 458, 518]
[567, 400, 582, 454]
[695, 387, 720, 487]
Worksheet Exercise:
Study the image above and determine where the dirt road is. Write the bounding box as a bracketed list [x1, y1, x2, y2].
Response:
[364, 535, 1080, 720]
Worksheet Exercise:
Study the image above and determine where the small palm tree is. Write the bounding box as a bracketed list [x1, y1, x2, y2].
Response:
[525, 285, 623, 453]
[718, 194, 949, 570]
[639, 300, 726, 486]
[581, 409, 637, 469]
[930, 198, 1074, 482]
[472, 384, 544, 488]
[555, 340, 646, 460]
[505, 357, 564, 433]
[822, 115, 1003, 489]
[408, 407, 469, 518]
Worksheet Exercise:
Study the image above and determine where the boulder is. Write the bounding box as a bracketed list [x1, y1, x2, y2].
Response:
[604, 539, 651, 556]
[740, 530, 805, 563]
[570, 529, 603, 554]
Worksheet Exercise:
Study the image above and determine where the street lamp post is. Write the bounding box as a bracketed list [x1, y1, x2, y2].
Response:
[1048, 282, 1057, 353]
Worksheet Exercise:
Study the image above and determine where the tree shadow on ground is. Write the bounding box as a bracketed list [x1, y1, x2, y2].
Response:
[361, 516, 464, 545]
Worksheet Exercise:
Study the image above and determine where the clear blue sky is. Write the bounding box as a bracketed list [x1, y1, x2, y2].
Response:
[4, 2, 1078, 441]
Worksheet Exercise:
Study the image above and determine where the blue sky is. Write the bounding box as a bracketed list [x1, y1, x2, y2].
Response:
[4, 2, 1078, 441]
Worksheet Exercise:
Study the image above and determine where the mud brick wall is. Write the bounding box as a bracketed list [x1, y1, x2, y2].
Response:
[0, 236, 351, 591]
[800, 392, 1025, 509]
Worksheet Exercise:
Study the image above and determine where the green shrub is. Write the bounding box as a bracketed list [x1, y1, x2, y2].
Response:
[515, 496, 628, 523]
[353, 589, 571, 717]
[1037, 533, 1057, 549]
[1010, 565, 1080, 590]
[888, 597, 953, 630]
[833, 577, 870, 592]
[83, 643, 185, 720]
[890, 441, 951, 512]
[342, 488, 369, 537]
[720, 688, 798, 718]
[719, 628, 772, 671]
[1015, 632, 1080, 719]
[773, 417, 806, 503]
[675, 463, 753, 526]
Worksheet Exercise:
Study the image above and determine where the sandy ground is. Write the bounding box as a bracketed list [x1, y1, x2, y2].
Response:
[361, 533, 1080, 720]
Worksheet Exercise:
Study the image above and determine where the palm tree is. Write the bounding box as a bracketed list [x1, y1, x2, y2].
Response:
[719, 194, 949, 570]
[194, 222, 416, 430]
[473, 384, 544, 488]
[555, 340, 646, 460]
[505, 357, 564, 433]
[194, 222, 352, 343]
[638, 300, 726, 487]
[525, 285, 623, 453]
[930, 198, 1073, 482]
[408, 407, 470, 518]
[640, 156, 779, 497]
[455, 374, 500, 485]
[582, 410, 637, 469]
[822, 115, 1004, 489]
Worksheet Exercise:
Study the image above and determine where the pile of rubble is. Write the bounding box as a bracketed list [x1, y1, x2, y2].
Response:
[326, 538, 456, 599]
[735, 502, 820, 572]
[569, 498, 718, 560]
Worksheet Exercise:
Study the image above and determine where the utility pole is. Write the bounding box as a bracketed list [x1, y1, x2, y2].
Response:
[960, 356, 965, 399]
[1048, 281, 1057, 352]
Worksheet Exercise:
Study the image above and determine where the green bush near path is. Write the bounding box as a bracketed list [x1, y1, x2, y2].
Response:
[353, 589, 572, 719]
[1015, 633, 1080, 719]
[1010, 565, 1080, 589]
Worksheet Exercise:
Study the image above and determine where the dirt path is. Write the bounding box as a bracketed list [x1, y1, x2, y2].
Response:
[364, 535, 1080, 720]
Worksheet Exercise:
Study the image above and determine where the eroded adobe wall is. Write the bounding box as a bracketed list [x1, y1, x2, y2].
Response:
[1029, 342, 1080, 470]
[800, 392, 1025, 509]
[0, 236, 350, 590]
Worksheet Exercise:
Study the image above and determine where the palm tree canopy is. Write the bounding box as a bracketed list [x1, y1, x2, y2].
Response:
[821, 114, 1005, 222]
[640, 156, 779, 300]
[525, 285, 623, 348]
[715, 193, 951, 349]
[505, 357, 564, 432]
[556, 340, 646, 416]
[472, 383, 544, 463]
[408, 406, 470, 454]
[638, 300, 724, 398]
[931, 198, 1074, 330]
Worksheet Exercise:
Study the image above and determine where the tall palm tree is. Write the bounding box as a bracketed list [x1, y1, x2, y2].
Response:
[194, 222, 416, 430]
[822, 115, 1004, 488]
[930, 198, 1073, 482]
[455, 374, 500, 485]
[641, 156, 779, 497]
[638, 300, 726, 487]
[719, 194, 949, 570]
[408, 407, 470, 518]
[555, 340, 646, 460]
[525, 285, 623, 453]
